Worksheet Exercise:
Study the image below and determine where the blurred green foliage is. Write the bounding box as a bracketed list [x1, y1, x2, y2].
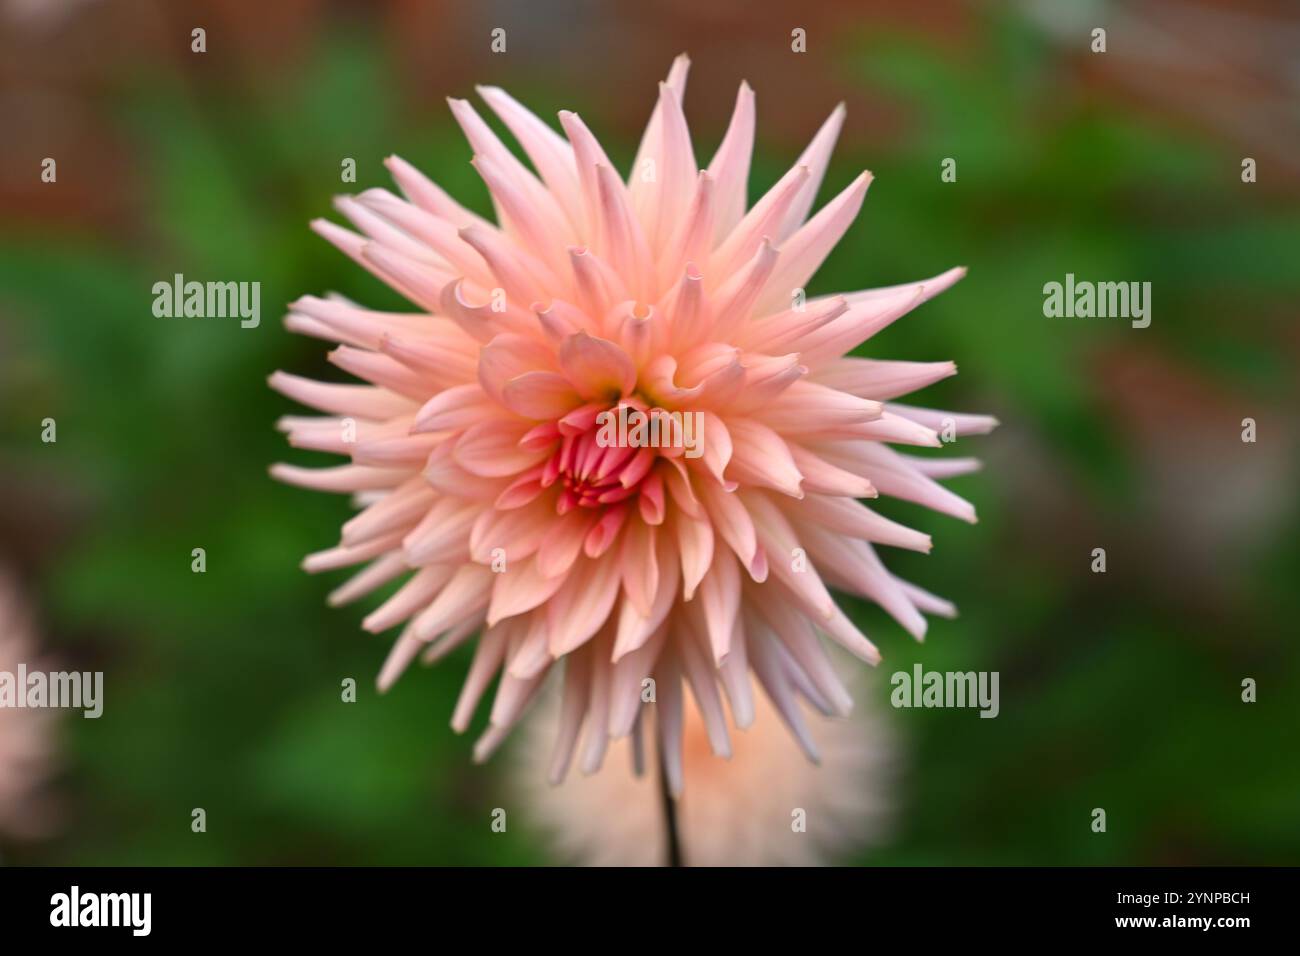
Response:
[1, 13, 1296, 865]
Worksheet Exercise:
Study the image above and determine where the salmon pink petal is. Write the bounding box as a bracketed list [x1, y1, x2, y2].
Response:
[557, 331, 636, 400]
[500, 371, 583, 419]
[453, 420, 550, 477]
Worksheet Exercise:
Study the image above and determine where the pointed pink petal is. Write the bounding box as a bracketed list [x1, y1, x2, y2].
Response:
[705, 81, 755, 243]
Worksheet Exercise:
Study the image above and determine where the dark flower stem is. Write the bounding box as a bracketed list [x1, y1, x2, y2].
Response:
[657, 735, 683, 867]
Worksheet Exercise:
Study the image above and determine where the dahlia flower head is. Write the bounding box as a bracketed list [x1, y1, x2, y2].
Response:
[272, 55, 994, 792]
[515, 674, 897, 866]
[0, 569, 59, 840]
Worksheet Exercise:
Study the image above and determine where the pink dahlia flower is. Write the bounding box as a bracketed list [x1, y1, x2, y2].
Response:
[514, 675, 897, 866]
[272, 56, 993, 789]
[0, 569, 59, 841]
